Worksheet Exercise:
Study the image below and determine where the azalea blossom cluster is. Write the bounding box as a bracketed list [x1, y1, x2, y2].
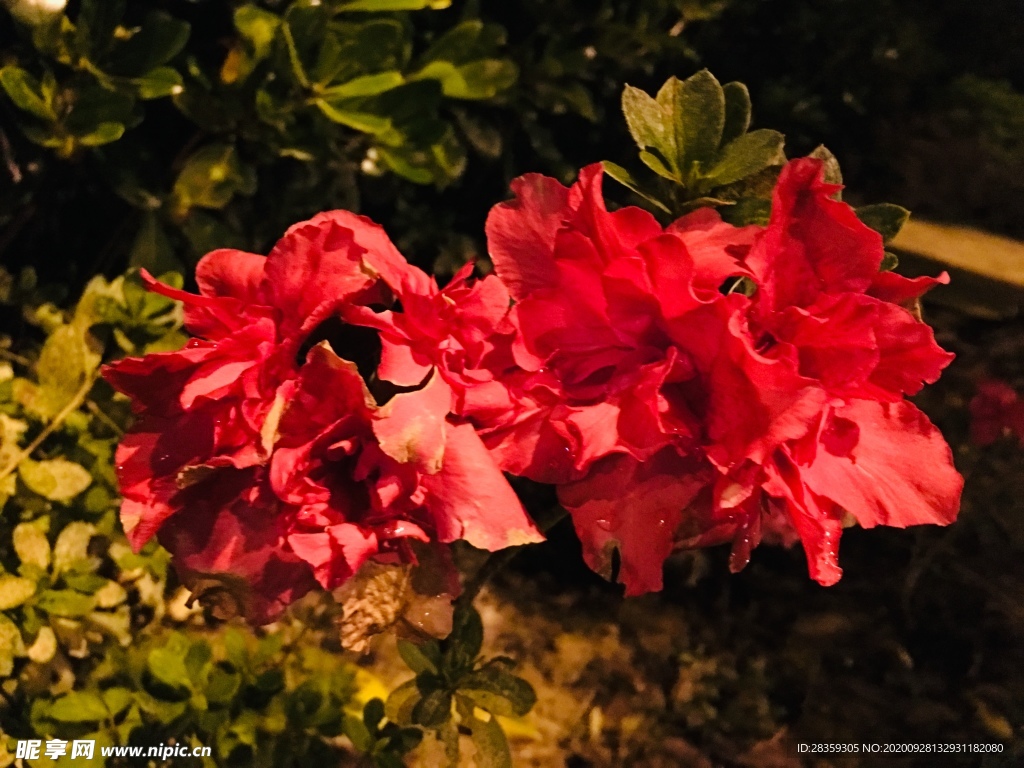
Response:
[105, 157, 963, 622]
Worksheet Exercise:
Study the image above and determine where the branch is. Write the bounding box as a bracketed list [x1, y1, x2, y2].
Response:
[0, 372, 98, 483]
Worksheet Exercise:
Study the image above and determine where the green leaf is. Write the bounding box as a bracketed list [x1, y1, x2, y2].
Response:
[721, 81, 752, 146]
[338, 0, 451, 11]
[856, 203, 911, 243]
[385, 679, 421, 726]
[411, 689, 452, 728]
[13, 522, 51, 571]
[411, 60, 516, 100]
[343, 713, 373, 752]
[601, 161, 671, 214]
[148, 644, 193, 693]
[36, 589, 95, 617]
[0, 615, 23, 677]
[76, 0, 127, 59]
[881, 251, 900, 271]
[398, 639, 439, 675]
[809, 145, 843, 189]
[0, 66, 56, 121]
[662, 69, 726, 176]
[63, 572, 108, 594]
[48, 691, 110, 723]
[173, 144, 256, 211]
[206, 666, 241, 705]
[622, 84, 672, 173]
[320, 71, 404, 100]
[461, 664, 536, 717]
[720, 197, 772, 227]
[316, 102, 394, 135]
[451, 604, 484, 659]
[363, 697, 385, 730]
[439, 718, 460, 765]
[130, 212, 179, 274]
[19, 458, 93, 502]
[102, 688, 134, 716]
[705, 129, 785, 187]
[0, 575, 37, 611]
[106, 11, 191, 75]
[469, 714, 511, 768]
[135, 67, 183, 100]
[286, 680, 324, 728]
[77, 122, 126, 146]
[53, 522, 97, 574]
[33, 322, 98, 417]
[235, 5, 280, 58]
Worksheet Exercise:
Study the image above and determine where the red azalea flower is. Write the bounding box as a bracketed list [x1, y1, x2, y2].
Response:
[105, 212, 540, 622]
[485, 159, 962, 593]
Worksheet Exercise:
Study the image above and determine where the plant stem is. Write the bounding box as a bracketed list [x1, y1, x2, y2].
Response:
[0, 372, 97, 482]
[459, 507, 569, 605]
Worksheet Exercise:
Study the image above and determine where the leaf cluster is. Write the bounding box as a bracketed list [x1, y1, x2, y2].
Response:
[605, 70, 911, 258]
[0, 269, 416, 767]
[384, 604, 537, 768]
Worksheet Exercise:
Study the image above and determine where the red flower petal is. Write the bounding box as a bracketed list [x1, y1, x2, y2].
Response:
[747, 158, 882, 313]
[421, 422, 543, 550]
[373, 370, 452, 473]
[559, 449, 709, 595]
[798, 399, 963, 529]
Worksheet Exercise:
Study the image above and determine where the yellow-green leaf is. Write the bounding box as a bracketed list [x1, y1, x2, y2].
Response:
[53, 522, 98, 574]
[0, 575, 37, 611]
[13, 522, 51, 570]
[19, 458, 93, 502]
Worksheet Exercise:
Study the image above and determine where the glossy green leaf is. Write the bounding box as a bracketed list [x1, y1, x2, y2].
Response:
[135, 67, 183, 100]
[315, 101, 392, 134]
[76, 0, 127, 59]
[106, 11, 190, 75]
[235, 5, 280, 59]
[320, 71, 404, 100]
[77, 121, 126, 146]
[857, 203, 911, 243]
[173, 144, 256, 211]
[412, 59, 517, 100]
[0, 66, 56, 121]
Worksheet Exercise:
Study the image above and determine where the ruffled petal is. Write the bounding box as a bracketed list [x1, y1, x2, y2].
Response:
[559, 449, 709, 595]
